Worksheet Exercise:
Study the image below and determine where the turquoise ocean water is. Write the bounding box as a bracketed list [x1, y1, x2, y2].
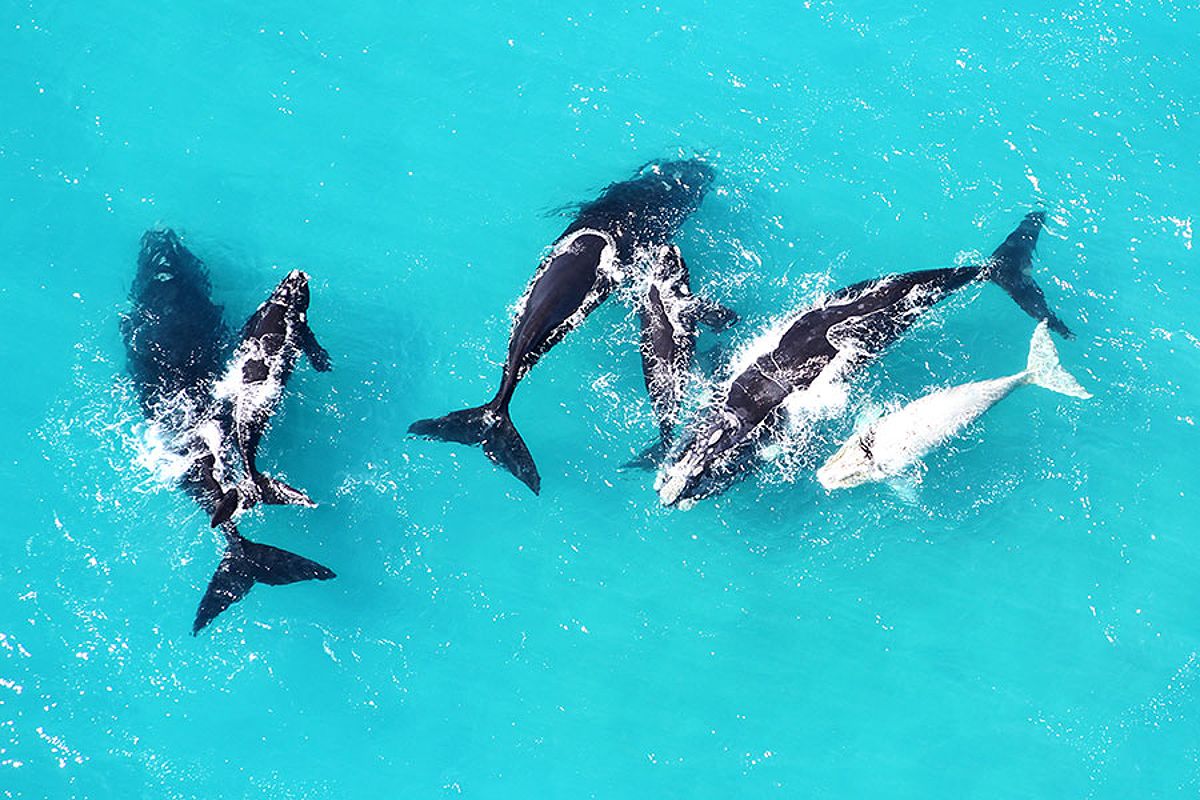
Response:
[2, 1, 1198, 796]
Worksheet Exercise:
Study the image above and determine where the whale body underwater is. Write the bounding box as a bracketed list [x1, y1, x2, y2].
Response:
[409, 159, 731, 493]
[122, 230, 335, 634]
[656, 211, 1073, 507]
[633, 244, 738, 465]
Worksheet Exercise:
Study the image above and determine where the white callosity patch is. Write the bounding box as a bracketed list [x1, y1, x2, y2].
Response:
[655, 468, 692, 508]
[213, 303, 296, 448]
[716, 275, 890, 394]
[214, 341, 285, 431]
[817, 321, 1092, 490]
[781, 348, 854, 420]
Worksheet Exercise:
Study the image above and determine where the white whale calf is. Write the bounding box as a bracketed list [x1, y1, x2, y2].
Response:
[817, 321, 1091, 491]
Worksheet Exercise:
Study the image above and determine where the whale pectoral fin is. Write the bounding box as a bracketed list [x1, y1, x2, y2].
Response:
[255, 473, 317, 508]
[622, 438, 670, 471]
[886, 469, 923, 505]
[300, 323, 332, 372]
[210, 488, 240, 528]
[193, 529, 335, 635]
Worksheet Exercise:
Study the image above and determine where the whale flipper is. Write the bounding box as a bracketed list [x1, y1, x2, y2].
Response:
[210, 488, 240, 528]
[208, 475, 316, 528]
[409, 403, 540, 494]
[987, 212, 1074, 339]
[300, 323, 332, 372]
[256, 473, 317, 507]
[193, 529, 336, 634]
[886, 470, 923, 505]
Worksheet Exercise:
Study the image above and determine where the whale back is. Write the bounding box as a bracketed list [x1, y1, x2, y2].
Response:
[122, 229, 230, 416]
[565, 159, 713, 259]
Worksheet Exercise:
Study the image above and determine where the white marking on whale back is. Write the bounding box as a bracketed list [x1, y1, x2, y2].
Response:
[781, 347, 854, 420]
[212, 299, 294, 432]
[718, 276, 892, 391]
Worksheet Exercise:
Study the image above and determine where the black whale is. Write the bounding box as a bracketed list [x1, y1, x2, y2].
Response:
[122, 230, 334, 634]
[209, 270, 332, 528]
[656, 212, 1073, 507]
[410, 159, 718, 493]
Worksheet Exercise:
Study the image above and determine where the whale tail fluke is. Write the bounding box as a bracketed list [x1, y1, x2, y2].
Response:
[1024, 321, 1092, 399]
[193, 528, 335, 635]
[987, 211, 1074, 339]
[409, 401, 541, 494]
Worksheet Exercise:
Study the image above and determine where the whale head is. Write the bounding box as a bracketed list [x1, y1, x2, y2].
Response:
[816, 430, 879, 490]
[653, 159, 715, 203]
[270, 269, 311, 312]
[656, 414, 742, 507]
[634, 158, 715, 212]
[134, 228, 207, 290]
[661, 158, 715, 191]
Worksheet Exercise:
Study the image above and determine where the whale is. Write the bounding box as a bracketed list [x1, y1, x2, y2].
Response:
[816, 320, 1091, 491]
[410, 159, 717, 494]
[122, 230, 334, 634]
[209, 270, 332, 527]
[657, 212, 1074, 507]
[631, 243, 737, 465]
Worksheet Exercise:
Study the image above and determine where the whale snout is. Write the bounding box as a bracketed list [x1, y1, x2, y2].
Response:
[282, 269, 309, 290]
[140, 228, 183, 256]
[815, 445, 872, 491]
[272, 269, 311, 310]
[659, 158, 715, 193]
[655, 447, 714, 508]
[656, 471, 691, 507]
